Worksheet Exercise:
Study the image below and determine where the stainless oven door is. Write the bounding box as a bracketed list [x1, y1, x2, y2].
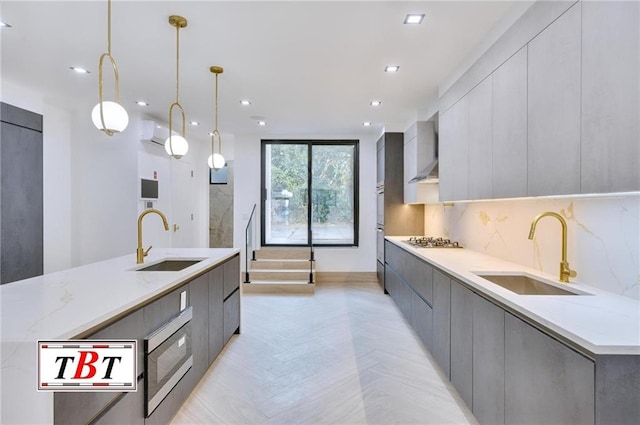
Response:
[145, 306, 193, 417]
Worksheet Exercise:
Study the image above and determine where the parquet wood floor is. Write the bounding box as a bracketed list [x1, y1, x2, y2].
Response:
[172, 277, 477, 425]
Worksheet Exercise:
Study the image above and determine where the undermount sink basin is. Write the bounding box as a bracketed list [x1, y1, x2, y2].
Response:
[475, 273, 585, 296]
[134, 259, 203, 272]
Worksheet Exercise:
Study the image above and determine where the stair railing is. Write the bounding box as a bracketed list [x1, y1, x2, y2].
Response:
[309, 230, 314, 284]
[244, 203, 257, 283]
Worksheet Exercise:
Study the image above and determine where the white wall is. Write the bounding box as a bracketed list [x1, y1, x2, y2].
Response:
[233, 133, 377, 272]
[2, 79, 208, 276]
[69, 108, 139, 266]
[424, 194, 640, 299]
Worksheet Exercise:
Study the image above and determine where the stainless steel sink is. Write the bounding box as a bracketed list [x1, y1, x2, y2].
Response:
[135, 259, 203, 272]
[475, 273, 584, 295]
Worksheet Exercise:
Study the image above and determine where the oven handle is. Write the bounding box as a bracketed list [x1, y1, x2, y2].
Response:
[146, 306, 193, 353]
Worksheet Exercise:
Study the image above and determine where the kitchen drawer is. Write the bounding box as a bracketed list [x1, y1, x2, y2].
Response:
[223, 288, 240, 344]
[143, 284, 189, 335]
[54, 309, 144, 425]
[223, 255, 240, 299]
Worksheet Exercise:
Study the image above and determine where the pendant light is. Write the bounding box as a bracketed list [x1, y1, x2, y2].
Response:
[208, 66, 226, 170]
[165, 15, 189, 159]
[91, 0, 129, 135]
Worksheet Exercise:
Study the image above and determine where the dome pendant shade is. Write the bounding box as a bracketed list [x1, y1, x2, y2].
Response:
[91, 101, 129, 134]
[208, 153, 225, 170]
[164, 134, 189, 159]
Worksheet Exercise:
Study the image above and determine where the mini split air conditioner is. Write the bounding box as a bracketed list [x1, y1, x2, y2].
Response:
[140, 120, 173, 147]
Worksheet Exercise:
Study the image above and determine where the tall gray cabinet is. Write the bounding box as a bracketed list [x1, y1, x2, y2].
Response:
[0, 102, 43, 284]
[376, 132, 423, 290]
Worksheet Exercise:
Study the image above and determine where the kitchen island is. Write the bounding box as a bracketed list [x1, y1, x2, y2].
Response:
[384, 236, 640, 424]
[0, 248, 240, 425]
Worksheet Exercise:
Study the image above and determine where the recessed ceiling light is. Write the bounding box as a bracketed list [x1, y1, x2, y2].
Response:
[135, 101, 148, 106]
[189, 121, 199, 126]
[363, 122, 372, 127]
[70, 66, 90, 74]
[240, 100, 251, 106]
[0, 21, 12, 28]
[370, 101, 381, 107]
[384, 65, 399, 73]
[257, 121, 267, 126]
[404, 14, 425, 24]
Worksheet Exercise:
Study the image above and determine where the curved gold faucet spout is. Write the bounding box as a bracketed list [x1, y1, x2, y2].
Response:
[528, 211, 577, 283]
[137, 209, 170, 264]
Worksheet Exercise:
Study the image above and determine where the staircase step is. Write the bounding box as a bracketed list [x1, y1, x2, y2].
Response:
[254, 247, 312, 260]
[250, 269, 313, 281]
[251, 259, 314, 270]
[243, 281, 315, 294]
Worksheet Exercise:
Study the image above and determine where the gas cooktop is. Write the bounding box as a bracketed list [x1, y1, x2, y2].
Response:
[402, 237, 462, 248]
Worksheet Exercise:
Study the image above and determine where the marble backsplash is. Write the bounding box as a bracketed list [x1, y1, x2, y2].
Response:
[209, 161, 234, 248]
[424, 194, 640, 299]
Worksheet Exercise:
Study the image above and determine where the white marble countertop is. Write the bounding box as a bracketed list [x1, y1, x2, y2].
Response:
[386, 236, 640, 356]
[0, 248, 239, 425]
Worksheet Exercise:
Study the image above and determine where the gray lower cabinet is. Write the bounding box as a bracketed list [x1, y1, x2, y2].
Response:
[223, 255, 240, 299]
[189, 274, 209, 379]
[431, 270, 451, 378]
[450, 280, 473, 409]
[385, 266, 411, 322]
[595, 355, 640, 425]
[144, 368, 194, 425]
[409, 290, 432, 350]
[527, 2, 581, 196]
[54, 309, 145, 425]
[472, 295, 505, 425]
[94, 385, 144, 425]
[505, 313, 594, 425]
[208, 265, 225, 364]
[223, 289, 241, 344]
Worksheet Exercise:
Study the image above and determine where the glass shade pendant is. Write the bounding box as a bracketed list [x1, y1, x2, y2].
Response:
[208, 152, 225, 169]
[93, 0, 128, 136]
[91, 101, 128, 133]
[208, 66, 225, 170]
[166, 15, 189, 159]
[165, 134, 189, 158]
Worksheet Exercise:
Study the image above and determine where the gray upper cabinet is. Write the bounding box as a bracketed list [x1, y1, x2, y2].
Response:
[581, 0, 640, 193]
[451, 97, 470, 201]
[467, 76, 493, 200]
[505, 313, 594, 425]
[438, 108, 454, 202]
[472, 295, 505, 425]
[438, 97, 470, 202]
[492, 47, 528, 199]
[527, 3, 581, 196]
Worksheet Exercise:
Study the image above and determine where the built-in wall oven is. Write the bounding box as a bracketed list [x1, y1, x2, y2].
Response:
[144, 306, 193, 417]
[376, 183, 385, 288]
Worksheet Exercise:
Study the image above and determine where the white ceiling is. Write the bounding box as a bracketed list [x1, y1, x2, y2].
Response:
[1, 1, 518, 138]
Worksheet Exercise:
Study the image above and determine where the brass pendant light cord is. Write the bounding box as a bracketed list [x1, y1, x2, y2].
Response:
[97, 0, 121, 136]
[167, 15, 188, 157]
[209, 66, 224, 165]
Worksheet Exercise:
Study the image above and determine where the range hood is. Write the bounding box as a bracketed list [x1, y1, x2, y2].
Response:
[409, 159, 438, 183]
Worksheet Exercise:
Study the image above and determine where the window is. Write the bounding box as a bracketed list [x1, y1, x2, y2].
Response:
[261, 140, 359, 246]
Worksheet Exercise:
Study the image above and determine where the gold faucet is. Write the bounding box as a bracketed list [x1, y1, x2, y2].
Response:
[528, 211, 577, 283]
[137, 209, 169, 264]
